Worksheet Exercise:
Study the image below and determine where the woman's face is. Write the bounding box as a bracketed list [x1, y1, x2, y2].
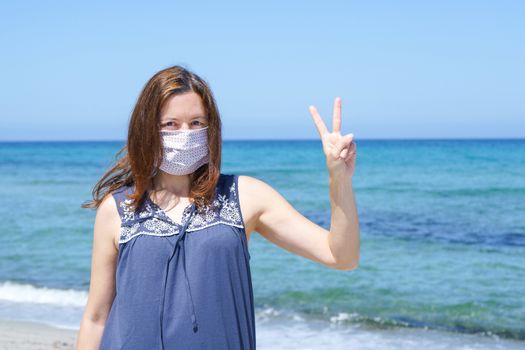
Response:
[159, 92, 209, 131]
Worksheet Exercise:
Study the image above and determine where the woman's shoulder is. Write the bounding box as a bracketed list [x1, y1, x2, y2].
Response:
[95, 192, 122, 250]
[234, 174, 282, 215]
[233, 174, 266, 195]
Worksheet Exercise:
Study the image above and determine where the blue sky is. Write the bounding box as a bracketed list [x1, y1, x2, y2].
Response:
[0, 0, 523, 141]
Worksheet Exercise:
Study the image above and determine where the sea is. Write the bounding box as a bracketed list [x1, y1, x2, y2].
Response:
[0, 139, 524, 349]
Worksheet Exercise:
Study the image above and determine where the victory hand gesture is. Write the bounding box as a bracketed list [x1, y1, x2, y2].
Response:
[309, 97, 356, 178]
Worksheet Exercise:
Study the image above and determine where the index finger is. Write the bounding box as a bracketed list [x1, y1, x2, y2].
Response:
[309, 105, 329, 137]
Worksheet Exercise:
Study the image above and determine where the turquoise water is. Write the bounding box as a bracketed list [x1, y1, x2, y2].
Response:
[0, 139, 524, 348]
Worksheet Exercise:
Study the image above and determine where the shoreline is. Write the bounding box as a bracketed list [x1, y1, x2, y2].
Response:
[0, 318, 78, 350]
[0, 316, 523, 350]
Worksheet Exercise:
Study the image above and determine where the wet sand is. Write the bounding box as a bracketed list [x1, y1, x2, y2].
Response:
[0, 319, 78, 350]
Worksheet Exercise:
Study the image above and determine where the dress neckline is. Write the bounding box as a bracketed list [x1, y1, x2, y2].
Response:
[141, 173, 223, 227]
[145, 192, 194, 228]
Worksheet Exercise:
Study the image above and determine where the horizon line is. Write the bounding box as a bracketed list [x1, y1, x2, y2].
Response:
[1, 137, 524, 143]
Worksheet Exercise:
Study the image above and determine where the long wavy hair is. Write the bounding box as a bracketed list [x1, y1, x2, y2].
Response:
[81, 64, 222, 212]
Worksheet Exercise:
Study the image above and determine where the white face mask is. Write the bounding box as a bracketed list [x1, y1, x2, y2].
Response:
[159, 126, 209, 175]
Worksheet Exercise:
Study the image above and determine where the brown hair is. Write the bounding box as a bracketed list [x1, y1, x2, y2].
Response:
[81, 64, 222, 211]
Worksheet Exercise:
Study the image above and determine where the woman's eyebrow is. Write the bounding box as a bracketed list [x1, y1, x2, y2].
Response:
[162, 115, 207, 121]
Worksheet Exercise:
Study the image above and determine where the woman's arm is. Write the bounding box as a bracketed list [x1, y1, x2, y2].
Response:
[240, 97, 359, 270]
[76, 194, 120, 350]
[307, 97, 359, 269]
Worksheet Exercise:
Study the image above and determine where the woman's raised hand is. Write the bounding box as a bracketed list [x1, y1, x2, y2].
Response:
[309, 97, 356, 178]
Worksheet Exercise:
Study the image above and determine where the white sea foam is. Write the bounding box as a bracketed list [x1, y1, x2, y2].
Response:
[255, 312, 524, 350]
[0, 281, 87, 307]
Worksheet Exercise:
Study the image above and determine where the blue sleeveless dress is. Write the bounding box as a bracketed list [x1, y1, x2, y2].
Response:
[99, 173, 256, 349]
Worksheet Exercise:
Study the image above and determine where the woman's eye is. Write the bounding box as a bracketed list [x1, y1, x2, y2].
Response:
[161, 121, 205, 129]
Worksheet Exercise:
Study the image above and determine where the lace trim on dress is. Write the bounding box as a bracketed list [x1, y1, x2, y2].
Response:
[118, 177, 244, 243]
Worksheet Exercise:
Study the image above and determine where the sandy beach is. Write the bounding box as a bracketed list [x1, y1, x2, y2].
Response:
[0, 319, 78, 350]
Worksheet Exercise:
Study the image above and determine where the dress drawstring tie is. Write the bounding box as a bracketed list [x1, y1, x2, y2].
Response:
[161, 201, 199, 347]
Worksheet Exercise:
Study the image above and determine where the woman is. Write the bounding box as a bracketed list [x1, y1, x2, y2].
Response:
[75, 65, 359, 349]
